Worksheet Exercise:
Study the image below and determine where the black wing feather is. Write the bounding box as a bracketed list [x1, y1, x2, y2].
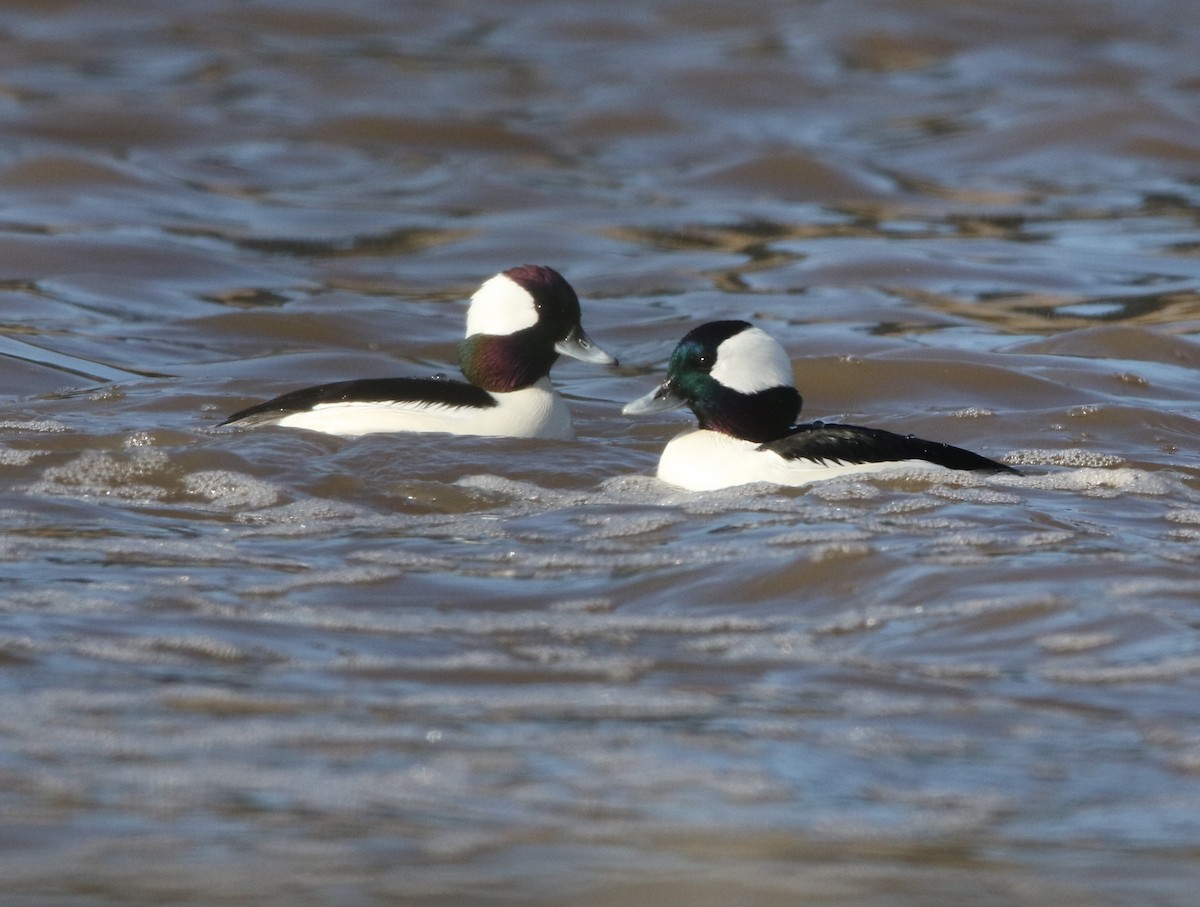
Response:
[760, 422, 1017, 474]
[221, 376, 497, 427]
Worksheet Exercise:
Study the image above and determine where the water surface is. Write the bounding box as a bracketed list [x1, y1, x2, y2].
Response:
[2, 2, 1200, 904]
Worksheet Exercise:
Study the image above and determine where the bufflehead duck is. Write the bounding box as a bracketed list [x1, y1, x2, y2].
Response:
[221, 265, 616, 439]
[623, 320, 1016, 491]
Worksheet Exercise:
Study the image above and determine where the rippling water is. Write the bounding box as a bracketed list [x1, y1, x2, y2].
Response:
[3, 2, 1200, 904]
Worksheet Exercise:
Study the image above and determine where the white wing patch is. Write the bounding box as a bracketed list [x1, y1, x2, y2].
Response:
[465, 273, 539, 337]
[710, 326, 794, 394]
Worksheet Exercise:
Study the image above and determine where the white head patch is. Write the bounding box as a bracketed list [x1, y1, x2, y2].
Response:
[465, 273, 539, 338]
[710, 326, 794, 394]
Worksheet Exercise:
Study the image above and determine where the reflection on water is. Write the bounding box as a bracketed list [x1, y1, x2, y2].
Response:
[3, 1, 1200, 904]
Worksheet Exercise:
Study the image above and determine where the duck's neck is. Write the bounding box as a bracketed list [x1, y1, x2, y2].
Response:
[694, 385, 802, 443]
[459, 330, 558, 393]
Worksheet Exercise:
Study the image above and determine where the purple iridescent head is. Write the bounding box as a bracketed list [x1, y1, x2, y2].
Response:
[458, 265, 616, 392]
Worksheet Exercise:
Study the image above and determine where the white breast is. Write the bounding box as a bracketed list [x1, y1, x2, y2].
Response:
[655, 429, 940, 491]
[274, 378, 574, 440]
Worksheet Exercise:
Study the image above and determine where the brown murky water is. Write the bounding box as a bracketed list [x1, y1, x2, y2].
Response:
[2, 1, 1200, 904]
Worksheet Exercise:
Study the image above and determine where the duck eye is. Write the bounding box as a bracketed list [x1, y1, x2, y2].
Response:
[695, 353, 714, 371]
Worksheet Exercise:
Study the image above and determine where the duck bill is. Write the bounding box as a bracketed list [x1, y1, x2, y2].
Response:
[555, 325, 618, 366]
[622, 381, 686, 416]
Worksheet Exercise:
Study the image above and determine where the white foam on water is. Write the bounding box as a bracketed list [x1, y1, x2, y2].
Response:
[573, 510, 687, 540]
[874, 514, 978, 532]
[1013, 528, 1077, 548]
[807, 478, 883, 501]
[927, 484, 1024, 504]
[1164, 527, 1200, 545]
[0, 585, 149, 616]
[457, 473, 587, 504]
[29, 448, 173, 501]
[233, 498, 411, 537]
[1006, 448, 1127, 468]
[0, 446, 43, 465]
[462, 472, 800, 517]
[806, 541, 876, 562]
[123, 430, 156, 448]
[876, 497, 943, 515]
[1023, 466, 1177, 496]
[183, 469, 279, 510]
[0, 419, 70, 433]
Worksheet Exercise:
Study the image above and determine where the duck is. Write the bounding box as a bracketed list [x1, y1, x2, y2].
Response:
[221, 265, 617, 439]
[623, 320, 1017, 491]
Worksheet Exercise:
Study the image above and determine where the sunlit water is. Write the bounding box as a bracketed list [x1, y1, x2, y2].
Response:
[3, 2, 1200, 904]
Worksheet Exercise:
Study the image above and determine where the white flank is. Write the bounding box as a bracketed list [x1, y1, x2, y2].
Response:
[710, 326, 794, 394]
[655, 429, 943, 491]
[465, 273, 539, 337]
[273, 378, 573, 439]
